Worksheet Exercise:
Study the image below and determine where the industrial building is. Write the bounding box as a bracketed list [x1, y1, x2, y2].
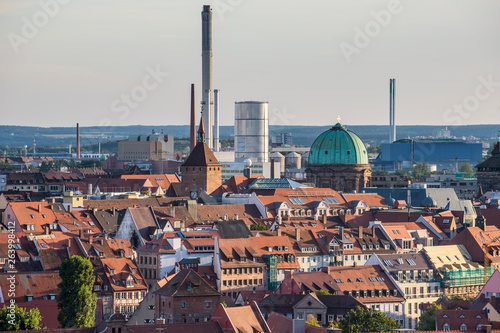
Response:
[234, 101, 269, 163]
[118, 132, 174, 161]
[375, 139, 483, 171]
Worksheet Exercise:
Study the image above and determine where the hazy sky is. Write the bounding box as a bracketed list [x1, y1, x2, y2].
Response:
[1, 0, 499, 127]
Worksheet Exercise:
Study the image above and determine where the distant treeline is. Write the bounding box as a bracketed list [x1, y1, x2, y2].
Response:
[1, 124, 499, 150]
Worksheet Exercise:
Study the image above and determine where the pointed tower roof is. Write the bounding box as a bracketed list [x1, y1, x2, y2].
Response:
[183, 119, 220, 167]
[198, 116, 206, 143]
[492, 141, 500, 157]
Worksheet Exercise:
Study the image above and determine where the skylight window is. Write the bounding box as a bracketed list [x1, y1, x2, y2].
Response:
[41, 243, 47, 248]
[323, 197, 339, 204]
[369, 277, 376, 282]
[357, 278, 364, 282]
[383, 260, 394, 267]
[290, 198, 306, 205]
[406, 259, 416, 265]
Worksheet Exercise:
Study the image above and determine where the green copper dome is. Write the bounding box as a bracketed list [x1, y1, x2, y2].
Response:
[308, 122, 369, 165]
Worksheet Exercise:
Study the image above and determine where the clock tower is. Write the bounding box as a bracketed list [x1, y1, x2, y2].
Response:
[181, 117, 222, 197]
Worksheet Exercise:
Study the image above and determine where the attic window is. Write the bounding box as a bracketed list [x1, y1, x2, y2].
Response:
[30, 215, 35, 219]
[42, 214, 46, 218]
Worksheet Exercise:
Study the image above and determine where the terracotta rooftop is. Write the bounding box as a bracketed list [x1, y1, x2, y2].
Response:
[154, 269, 220, 297]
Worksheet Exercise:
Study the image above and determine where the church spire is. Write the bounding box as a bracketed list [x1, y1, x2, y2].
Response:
[197, 116, 206, 143]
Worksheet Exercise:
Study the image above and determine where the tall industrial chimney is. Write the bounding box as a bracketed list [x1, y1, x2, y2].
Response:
[76, 123, 81, 159]
[389, 78, 396, 143]
[213, 89, 220, 152]
[190, 84, 196, 152]
[201, 5, 213, 149]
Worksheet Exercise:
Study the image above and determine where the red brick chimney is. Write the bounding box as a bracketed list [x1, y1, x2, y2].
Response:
[45, 226, 50, 235]
[322, 214, 327, 224]
[359, 226, 363, 239]
[277, 227, 282, 237]
[38, 204, 42, 213]
[295, 227, 300, 241]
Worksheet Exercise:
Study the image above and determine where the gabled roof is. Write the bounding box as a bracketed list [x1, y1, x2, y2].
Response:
[182, 142, 221, 167]
[8, 202, 57, 234]
[448, 226, 500, 263]
[266, 312, 328, 333]
[215, 220, 252, 239]
[377, 252, 434, 271]
[0, 272, 61, 303]
[100, 257, 146, 292]
[154, 268, 220, 297]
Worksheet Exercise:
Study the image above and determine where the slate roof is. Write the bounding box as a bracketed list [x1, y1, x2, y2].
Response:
[92, 208, 126, 234]
[154, 268, 220, 297]
[198, 204, 263, 222]
[258, 294, 310, 313]
[215, 220, 252, 239]
[376, 252, 434, 272]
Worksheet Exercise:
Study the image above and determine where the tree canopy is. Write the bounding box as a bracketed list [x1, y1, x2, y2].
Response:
[57, 256, 97, 328]
[305, 314, 321, 327]
[417, 303, 442, 331]
[337, 306, 402, 333]
[459, 162, 474, 173]
[412, 163, 431, 181]
[0, 305, 42, 331]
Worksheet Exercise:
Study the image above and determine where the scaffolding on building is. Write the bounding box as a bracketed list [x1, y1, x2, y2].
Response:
[263, 254, 278, 292]
[440, 266, 495, 288]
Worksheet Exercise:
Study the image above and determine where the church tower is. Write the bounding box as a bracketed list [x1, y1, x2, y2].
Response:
[181, 117, 222, 198]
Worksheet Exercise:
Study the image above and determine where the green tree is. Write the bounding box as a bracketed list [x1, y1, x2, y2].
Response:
[0, 305, 42, 331]
[337, 306, 402, 333]
[57, 256, 97, 328]
[250, 224, 267, 231]
[412, 163, 431, 181]
[305, 314, 321, 327]
[417, 303, 442, 331]
[448, 295, 473, 301]
[459, 162, 474, 173]
[314, 289, 333, 295]
[394, 169, 411, 179]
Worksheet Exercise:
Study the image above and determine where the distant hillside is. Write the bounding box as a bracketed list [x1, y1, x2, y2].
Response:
[0, 124, 499, 149]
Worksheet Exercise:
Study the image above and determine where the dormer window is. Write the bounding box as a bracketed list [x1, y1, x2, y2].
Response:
[278, 246, 283, 252]
[268, 247, 273, 252]
[285, 246, 289, 251]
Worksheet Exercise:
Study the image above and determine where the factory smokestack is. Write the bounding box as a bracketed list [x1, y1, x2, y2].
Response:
[76, 123, 81, 159]
[213, 89, 219, 152]
[389, 78, 396, 143]
[190, 84, 196, 152]
[201, 5, 213, 149]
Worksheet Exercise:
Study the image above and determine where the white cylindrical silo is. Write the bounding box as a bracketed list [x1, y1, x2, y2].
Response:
[269, 152, 285, 172]
[301, 151, 309, 166]
[285, 151, 301, 169]
[234, 101, 269, 163]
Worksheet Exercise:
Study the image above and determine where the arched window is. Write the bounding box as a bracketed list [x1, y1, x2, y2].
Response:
[443, 323, 450, 331]
[460, 324, 467, 331]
